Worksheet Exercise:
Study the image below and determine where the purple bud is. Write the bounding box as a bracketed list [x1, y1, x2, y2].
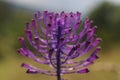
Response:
[27, 69, 38, 74]
[77, 68, 89, 74]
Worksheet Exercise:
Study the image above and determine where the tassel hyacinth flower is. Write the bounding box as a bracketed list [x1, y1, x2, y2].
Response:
[18, 11, 101, 80]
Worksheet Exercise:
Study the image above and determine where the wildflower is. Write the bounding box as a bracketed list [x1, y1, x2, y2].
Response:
[18, 11, 101, 80]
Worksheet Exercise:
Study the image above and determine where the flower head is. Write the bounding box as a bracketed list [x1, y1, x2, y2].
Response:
[18, 11, 101, 79]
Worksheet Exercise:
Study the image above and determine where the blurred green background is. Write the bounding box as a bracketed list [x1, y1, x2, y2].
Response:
[0, 1, 120, 80]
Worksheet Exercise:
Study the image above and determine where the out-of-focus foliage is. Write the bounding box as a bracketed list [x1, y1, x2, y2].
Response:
[0, 1, 32, 60]
[89, 2, 120, 51]
[0, 2, 12, 36]
[0, 2, 11, 22]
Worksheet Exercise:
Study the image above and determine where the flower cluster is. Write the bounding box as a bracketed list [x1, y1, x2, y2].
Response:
[18, 11, 101, 79]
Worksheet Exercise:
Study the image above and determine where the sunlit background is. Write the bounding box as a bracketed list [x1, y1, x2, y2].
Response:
[0, 0, 120, 80]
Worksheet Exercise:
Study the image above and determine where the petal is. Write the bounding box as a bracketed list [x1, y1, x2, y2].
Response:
[77, 68, 89, 74]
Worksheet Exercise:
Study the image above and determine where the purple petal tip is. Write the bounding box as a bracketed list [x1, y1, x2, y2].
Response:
[26, 69, 38, 74]
[77, 68, 89, 74]
[18, 37, 24, 41]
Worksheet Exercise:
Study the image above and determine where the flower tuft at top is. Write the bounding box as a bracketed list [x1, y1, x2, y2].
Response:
[18, 11, 101, 80]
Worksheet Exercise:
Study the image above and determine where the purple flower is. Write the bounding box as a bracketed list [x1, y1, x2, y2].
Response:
[18, 11, 101, 80]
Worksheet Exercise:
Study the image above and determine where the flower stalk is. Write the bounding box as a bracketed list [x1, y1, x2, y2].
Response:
[56, 25, 62, 80]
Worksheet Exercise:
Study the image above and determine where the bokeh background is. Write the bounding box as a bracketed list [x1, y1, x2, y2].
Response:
[0, 0, 120, 80]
